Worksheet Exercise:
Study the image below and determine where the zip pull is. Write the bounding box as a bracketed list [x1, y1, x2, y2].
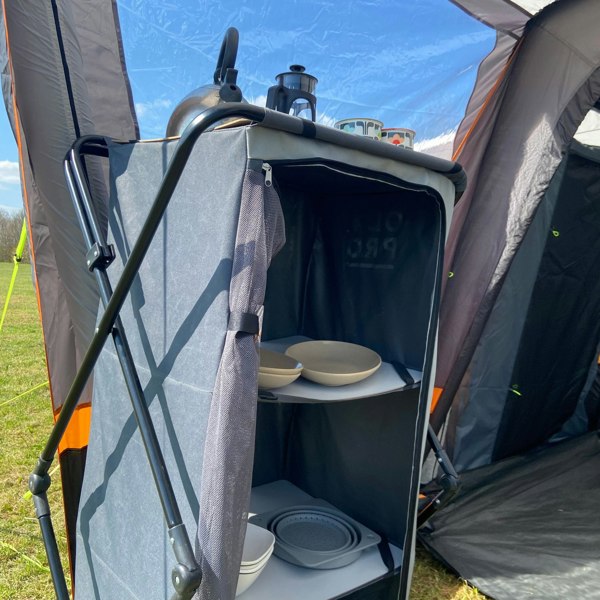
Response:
[262, 162, 273, 187]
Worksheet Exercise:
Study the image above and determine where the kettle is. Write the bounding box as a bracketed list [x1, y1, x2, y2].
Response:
[166, 28, 244, 137]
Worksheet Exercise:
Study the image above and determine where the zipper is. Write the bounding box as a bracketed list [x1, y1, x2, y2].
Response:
[265, 158, 437, 198]
[262, 162, 273, 187]
[258, 158, 442, 204]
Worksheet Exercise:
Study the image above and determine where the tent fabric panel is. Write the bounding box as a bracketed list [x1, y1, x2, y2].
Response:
[2, 0, 138, 417]
[68, 0, 139, 139]
[584, 365, 600, 432]
[492, 144, 600, 461]
[451, 0, 529, 36]
[58, 447, 88, 574]
[435, 0, 600, 435]
[0, 7, 15, 136]
[419, 433, 600, 600]
[2, 0, 97, 412]
[555, 357, 600, 442]
[442, 31, 519, 307]
[56, 403, 92, 454]
[74, 130, 248, 600]
[446, 142, 569, 470]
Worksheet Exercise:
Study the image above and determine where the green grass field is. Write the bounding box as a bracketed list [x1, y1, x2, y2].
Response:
[0, 261, 485, 600]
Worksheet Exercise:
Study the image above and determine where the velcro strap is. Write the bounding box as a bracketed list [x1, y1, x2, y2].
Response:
[377, 537, 395, 573]
[228, 311, 259, 335]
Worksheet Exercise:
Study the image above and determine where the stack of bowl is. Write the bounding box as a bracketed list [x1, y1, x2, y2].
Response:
[258, 348, 303, 390]
[236, 522, 276, 596]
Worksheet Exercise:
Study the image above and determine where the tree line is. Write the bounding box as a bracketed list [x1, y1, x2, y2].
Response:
[0, 209, 29, 263]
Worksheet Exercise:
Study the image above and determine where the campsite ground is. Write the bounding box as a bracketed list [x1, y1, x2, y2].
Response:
[0, 262, 486, 600]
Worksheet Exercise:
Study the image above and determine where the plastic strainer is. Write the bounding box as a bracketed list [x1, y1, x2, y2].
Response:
[272, 509, 356, 553]
[250, 500, 381, 569]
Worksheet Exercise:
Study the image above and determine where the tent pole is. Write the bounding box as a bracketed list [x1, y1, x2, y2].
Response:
[417, 425, 461, 527]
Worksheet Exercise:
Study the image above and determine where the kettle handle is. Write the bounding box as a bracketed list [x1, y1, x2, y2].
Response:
[214, 27, 239, 85]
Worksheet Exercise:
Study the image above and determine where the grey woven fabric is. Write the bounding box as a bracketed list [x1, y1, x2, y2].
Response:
[196, 167, 285, 600]
[74, 130, 249, 599]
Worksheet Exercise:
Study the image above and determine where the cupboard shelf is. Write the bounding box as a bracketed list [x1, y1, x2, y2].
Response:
[258, 336, 421, 403]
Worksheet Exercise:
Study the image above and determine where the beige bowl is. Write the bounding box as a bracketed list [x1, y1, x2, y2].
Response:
[259, 348, 302, 374]
[258, 370, 301, 390]
[285, 341, 381, 386]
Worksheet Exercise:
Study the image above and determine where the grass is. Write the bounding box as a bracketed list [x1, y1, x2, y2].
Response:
[0, 261, 486, 599]
[0, 261, 69, 599]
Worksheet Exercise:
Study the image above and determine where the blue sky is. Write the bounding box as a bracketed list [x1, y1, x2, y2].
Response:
[0, 0, 495, 212]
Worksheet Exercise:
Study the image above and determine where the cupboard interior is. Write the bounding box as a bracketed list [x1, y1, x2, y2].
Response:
[249, 160, 443, 596]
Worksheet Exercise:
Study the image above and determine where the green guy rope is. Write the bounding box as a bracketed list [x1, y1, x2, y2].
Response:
[0, 380, 49, 409]
[0, 540, 50, 572]
[0, 217, 28, 333]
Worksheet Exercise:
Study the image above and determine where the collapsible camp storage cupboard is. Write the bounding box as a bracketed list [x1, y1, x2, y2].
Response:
[54, 109, 464, 600]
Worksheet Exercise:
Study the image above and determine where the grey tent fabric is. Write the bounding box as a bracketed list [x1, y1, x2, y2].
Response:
[420, 433, 600, 600]
[446, 145, 571, 470]
[447, 140, 600, 469]
[441, 31, 518, 295]
[0, 0, 137, 566]
[451, 0, 529, 36]
[434, 0, 600, 437]
[425, 2, 600, 595]
[0, 0, 137, 414]
[1, 0, 139, 564]
[0, 10, 14, 136]
[196, 167, 285, 600]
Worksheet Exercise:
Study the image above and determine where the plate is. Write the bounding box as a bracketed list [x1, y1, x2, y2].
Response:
[285, 341, 381, 386]
[259, 348, 302, 375]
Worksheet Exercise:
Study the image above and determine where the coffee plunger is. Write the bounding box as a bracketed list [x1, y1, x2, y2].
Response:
[266, 65, 318, 122]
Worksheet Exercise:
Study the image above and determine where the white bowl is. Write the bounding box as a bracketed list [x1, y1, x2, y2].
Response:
[236, 523, 275, 596]
[236, 558, 271, 596]
[241, 522, 275, 566]
[285, 341, 381, 386]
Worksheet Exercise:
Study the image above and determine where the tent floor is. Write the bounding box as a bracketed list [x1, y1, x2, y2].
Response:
[418, 433, 600, 600]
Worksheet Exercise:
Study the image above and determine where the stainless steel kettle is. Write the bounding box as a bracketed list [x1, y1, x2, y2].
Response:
[166, 28, 244, 137]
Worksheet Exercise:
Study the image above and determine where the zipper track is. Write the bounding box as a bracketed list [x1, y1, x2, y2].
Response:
[267, 159, 442, 201]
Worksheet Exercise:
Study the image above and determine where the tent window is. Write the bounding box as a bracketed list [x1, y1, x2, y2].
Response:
[574, 108, 600, 147]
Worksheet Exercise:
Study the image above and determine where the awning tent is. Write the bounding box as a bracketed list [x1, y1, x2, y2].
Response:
[2, 0, 600, 599]
[1, 2, 464, 599]
[423, 1, 600, 599]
